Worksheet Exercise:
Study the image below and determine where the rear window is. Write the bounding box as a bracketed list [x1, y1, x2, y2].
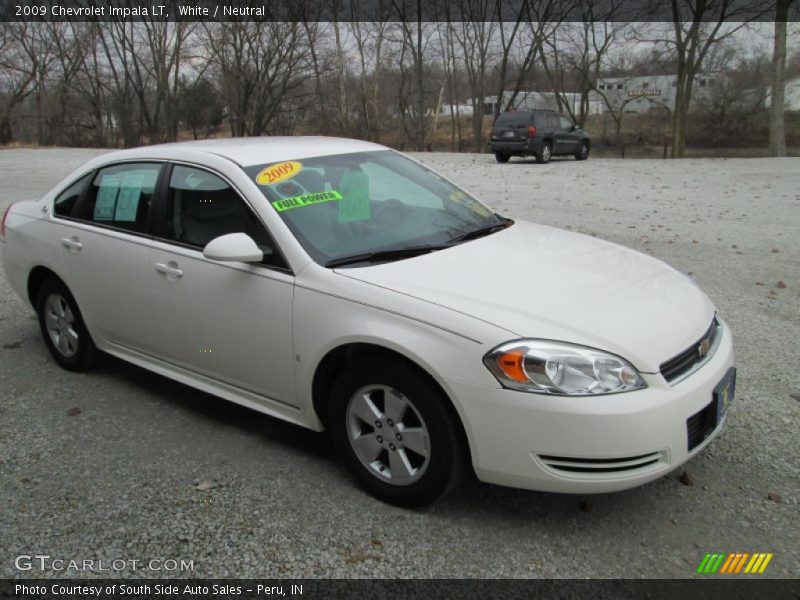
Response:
[54, 174, 91, 218]
[494, 112, 531, 127]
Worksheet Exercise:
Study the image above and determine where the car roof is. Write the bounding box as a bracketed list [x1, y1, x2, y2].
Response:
[92, 136, 388, 168]
[499, 109, 555, 115]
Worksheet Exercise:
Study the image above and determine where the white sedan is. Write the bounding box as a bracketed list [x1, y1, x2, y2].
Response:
[0, 137, 735, 506]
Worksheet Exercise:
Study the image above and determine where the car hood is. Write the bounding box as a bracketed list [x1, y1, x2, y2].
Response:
[335, 220, 716, 372]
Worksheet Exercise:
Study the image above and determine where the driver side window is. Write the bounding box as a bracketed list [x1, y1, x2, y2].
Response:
[559, 116, 573, 130]
[164, 165, 286, 268]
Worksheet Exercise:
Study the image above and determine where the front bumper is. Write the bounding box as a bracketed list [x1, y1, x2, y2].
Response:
[447, 322, 735, 493]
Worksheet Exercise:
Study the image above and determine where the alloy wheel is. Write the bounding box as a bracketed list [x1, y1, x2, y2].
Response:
[346, 384, 431, 485]
[44, 293, 79, 357]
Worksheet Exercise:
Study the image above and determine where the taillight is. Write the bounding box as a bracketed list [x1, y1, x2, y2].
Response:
[528, 126, 537, 137]
[0, 204, 12, 239]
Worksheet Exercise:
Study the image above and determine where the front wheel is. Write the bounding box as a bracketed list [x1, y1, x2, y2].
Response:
[328, 358, 466, 507]
[36, 277, 97, 371]
[575, 140, 590, 161]
[494, 151, 510, 163]
[535, 142, 552, 164]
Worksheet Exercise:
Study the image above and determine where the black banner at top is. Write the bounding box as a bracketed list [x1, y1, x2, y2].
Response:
[2, 0, 796, 23]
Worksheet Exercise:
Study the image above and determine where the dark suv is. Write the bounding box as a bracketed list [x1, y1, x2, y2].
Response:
[488, 109, 590, 164]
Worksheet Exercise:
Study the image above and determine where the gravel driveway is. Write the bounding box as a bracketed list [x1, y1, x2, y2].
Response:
[0, 148, 797, 579]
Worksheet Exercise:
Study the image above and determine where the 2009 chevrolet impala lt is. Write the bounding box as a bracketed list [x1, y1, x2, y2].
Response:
[0, 138, 735, 506]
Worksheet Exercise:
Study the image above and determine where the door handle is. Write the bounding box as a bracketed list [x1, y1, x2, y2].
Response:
[155, 262, 183, 278]
[61, 237, 83, 251]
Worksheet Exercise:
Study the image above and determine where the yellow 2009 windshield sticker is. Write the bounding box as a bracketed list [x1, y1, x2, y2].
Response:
[256, 161, 303, 185]
[272, 190, 342, 212]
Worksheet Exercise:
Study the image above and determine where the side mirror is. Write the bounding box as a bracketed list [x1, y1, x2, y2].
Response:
[570, 124, 579, 132]
[203, 233, 264, 263]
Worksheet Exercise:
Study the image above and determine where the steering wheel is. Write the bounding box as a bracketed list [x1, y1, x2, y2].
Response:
[373, 199, 410, 227]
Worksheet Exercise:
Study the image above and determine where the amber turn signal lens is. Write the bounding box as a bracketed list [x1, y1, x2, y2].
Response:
[496, 348, 529, 383]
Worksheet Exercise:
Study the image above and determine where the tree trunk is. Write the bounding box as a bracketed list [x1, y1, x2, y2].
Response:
[769, 0, 789, 157]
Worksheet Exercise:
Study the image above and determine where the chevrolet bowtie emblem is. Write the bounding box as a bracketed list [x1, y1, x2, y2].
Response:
[698, 338, 711, 358]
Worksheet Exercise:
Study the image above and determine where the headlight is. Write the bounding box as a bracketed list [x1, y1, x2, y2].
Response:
[483, 340, 646, 395]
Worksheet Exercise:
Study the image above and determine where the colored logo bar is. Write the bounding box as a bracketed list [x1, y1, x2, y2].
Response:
[696, 552, 773, 574]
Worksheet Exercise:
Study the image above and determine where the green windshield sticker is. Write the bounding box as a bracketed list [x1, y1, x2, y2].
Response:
[271, 190, 343, 212]
[338, 168, 371, 223]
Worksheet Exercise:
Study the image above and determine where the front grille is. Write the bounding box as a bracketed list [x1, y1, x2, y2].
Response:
[687, 398, 718, 451]
[538, 452, 664, 476]
[661, 317, 720, 384]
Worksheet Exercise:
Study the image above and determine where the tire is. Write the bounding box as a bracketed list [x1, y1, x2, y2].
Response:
[575, 140, 590, 161]
[535, 141, 552, 164]
[328, 357, 466, 507]
[36, 277, 97, 371]
[494, 152, 510, 164]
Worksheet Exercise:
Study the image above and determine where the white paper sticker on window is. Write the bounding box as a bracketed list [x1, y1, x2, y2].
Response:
[114, 173, 145, 222]
[94, 174, 120, 221]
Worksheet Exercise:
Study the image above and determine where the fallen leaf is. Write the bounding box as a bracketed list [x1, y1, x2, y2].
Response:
[2, 341, 22, 350]
[776, 281, 786, 289]
[66, 407, 82, 417]
[579, 500, 592, 512]
[195, 480, 212, 492]
[790, 393, 800, 402]
[767, 492, 783, 504]
[756, 282, 764, 286]
[678, 471, 694, 486]
[771, 248, 779, 253]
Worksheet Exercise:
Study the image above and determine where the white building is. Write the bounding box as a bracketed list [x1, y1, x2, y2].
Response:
[765, 76, 800, 111]
[591, 73, 720, 114]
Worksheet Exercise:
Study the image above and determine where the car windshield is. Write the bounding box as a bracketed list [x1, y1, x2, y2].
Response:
[244, 150, 505, 266]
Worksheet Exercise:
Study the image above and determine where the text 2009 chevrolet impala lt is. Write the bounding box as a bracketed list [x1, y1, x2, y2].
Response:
[0, 138, 735, 506]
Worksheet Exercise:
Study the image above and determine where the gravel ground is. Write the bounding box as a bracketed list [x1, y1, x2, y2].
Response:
[0, 148, 798, 579]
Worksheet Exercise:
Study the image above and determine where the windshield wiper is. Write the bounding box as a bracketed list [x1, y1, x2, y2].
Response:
[325, 245, 450, 268]
[448, 217, 513, 244]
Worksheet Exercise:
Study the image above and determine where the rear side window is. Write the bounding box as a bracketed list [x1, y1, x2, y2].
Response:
[83, 163, 161, 233]
[54, 174, 91, 217]
[495, 112, 531, 127]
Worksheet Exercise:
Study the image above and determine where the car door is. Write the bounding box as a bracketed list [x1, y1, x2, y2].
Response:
[148, 163, 296, 407]
[557, 115, 580, 154]
[58, 162, 162, 353]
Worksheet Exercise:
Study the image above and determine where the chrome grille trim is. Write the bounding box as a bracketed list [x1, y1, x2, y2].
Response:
[660, 317, 721, 385]
[537, 451, 666, 477]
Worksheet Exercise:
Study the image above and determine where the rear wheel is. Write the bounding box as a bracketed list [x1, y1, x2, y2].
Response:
[36, 278, 97, 371]
[328, 357, 466, 507]
[575, 140, 590, 161]
[494, 152, 510, 164]
[535, 142, 552, 164]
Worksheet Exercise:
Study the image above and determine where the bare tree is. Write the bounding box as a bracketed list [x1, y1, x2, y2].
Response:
[391, 0, 433, 150]
[769, 0, 794, 156]
[664, 0, 767, 158]
[450, 4, 497, 152]
[0, 24, 37, 143]
[499, 1, 560, 116]
[541, 3, 634, 127]
[202, 22, 313, 137]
